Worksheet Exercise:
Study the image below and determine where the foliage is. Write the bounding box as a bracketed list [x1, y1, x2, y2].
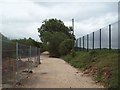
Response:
[48, 32, 69, 57]
[38, 18, 75, 56]
[12, 37, 40, 48]
[38, 18, 74, 41]
[59, 39, 74, 56]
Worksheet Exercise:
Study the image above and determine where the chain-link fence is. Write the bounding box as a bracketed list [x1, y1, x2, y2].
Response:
[2, 37, 40, 88]
[75, 21, 118, 51]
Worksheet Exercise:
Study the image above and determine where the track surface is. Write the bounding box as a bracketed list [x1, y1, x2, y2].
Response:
[21, 52, 103, 88]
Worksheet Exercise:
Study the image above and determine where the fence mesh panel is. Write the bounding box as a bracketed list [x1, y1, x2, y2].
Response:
[79, 38, 81, 49]
[2, 40, 16, 88]
[81, 37, 83, 50]
[2, 38, 40, 88]
[101, 26, 109, 49]
[94, 30, 100, 49]
[84, 35, 87, 50]
[77, 38, 80, 48]
[111, 22, 118, 49]
[76, 21, 118, 51]
[89, 33, 93, 50]
[17, 44, 29, 83]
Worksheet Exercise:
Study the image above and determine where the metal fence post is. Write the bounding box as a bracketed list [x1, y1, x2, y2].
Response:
[38, 48, 41, 64]
[77, 39, 78, 47]
[76, 39, 78, 48]
[16, 42, 19, 83]
[77, 39, 79, 50]
[109, 24, 111, 50]
[87, 34, 89, 52]
[76, 39, 77, 48]
[100, 29, 101, 50]
[35, 47, 37, 65]
[83, 36, 84, 50]
[75, 40, 77, 47]
[29, 46, 31, 72]
[79, 38, 81, 51]
[93, 32, 94, 50]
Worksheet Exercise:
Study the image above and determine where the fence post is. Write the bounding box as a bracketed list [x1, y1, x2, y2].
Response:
[77, 39, 78, 47]
[76, 39, 78, 50]
[87, 34, 89, 52]
[75, 39, 77, 48]
[77, 39, 79, 50]
[83, 36, 84, 50]
[29, 46, 31, 72]
[100, 29, 101, 50]
[35, 47, 37, 66]
[79, 38, 81, 51]
[93, 32, 94, 50]
[38, 48, 41, 64]
[16, 42, 19, 83]
[109, 24, 111, 50]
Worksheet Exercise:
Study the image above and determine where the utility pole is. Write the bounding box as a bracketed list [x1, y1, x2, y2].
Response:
[72, 18, 74, 35]
[72, 18, 74, 50]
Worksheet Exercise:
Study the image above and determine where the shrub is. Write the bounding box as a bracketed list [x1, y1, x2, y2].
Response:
[48, 32, 68, 57]
[59, 39, 74, 56]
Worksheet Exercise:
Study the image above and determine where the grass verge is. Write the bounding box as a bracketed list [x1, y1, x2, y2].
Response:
[62, 49, 118, 88]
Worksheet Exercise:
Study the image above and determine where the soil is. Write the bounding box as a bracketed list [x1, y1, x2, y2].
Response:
[18, 51, 104, 88]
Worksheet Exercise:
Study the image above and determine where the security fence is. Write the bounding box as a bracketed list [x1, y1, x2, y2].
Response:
[2, 38, 40, 88]
[0, 34, 2, 89]
[75, 21, 118, 51]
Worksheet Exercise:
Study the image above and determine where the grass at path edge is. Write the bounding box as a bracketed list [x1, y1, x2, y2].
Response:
[62, 50, 118, 89]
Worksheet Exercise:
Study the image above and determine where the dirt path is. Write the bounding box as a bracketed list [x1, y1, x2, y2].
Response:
[20, 52, 104, 88]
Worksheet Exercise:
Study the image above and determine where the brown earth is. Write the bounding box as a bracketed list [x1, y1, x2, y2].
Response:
[19, 51, 104, 88]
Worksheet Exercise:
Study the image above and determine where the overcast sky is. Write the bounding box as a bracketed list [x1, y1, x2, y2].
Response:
[0, 0, 119, 41]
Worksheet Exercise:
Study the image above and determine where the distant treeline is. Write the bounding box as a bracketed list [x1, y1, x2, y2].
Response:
[12, 38, 40, 48]
[1, 33, 44, 52]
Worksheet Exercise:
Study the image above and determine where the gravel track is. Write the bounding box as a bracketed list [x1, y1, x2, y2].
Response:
[20, 52, 104, 88]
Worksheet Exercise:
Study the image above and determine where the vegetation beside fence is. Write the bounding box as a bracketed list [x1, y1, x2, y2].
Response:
[63, 49, 118, 88]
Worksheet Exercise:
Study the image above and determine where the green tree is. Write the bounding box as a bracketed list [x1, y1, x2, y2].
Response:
[38, 18, 74, 42]
[59, 39, 74, 56]
[48, 32, 68, 57]
[38, 18, 75, 57]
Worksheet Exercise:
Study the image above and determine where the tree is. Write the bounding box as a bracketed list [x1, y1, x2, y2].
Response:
[38, 18, 74, 42]
[59, 39, 74, 56]
[48, 32, 68, 57]
[38, 18, 75, 57]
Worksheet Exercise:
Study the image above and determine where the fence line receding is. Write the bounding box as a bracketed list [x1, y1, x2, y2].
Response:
[75, 21, 118, 51]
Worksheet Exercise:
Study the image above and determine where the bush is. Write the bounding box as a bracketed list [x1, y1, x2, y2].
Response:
[59, 39, 74, 56]
[48, 32, 68, 57]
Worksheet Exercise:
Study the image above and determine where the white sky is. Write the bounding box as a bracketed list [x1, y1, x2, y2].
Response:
[0, 0, 119, 41]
